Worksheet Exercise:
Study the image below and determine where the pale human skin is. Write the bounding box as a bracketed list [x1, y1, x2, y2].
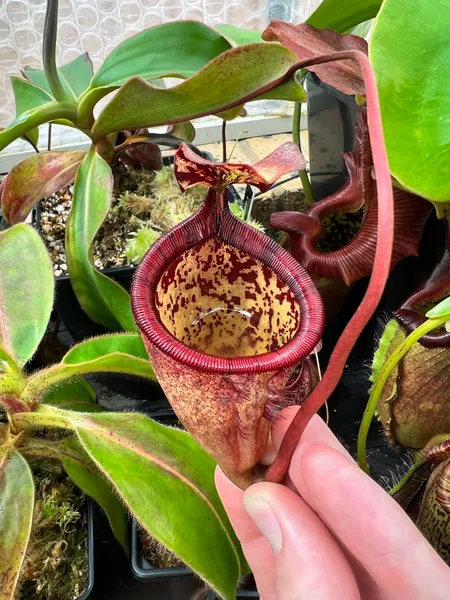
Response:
[215, 407, 450, 600]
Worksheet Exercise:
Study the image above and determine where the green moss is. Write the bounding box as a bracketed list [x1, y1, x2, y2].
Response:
[229, 202, 265, 232]
[18, 461, 88, 600]
[124, 227, 161, 265]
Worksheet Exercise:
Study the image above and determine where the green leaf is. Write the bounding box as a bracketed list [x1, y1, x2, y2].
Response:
[167, 121, 196, 143]
[60, 438, 128, 550]
[66, 148, 136, 331]
[0, 449, 34, 600]
[10, 77, 53, 148]
[92, 43, 302, 136]
[0, 225, 54, 365]
[11, 77, 53, 115]
[42, 377, 100, 412]
[57, 408, 245, 599]
[0, 101, 78, 153]
[306, 0, 382, 33]
[78, 22, 232, 124]
[216, 25, 263, 45]
[21, 334, 155, 402]
[1, 151, 85, 225]
[63, 333, 149, 364]
[23, 53, 93, 101]
[426, 296, 450, 319]
[0, 347, 21, 374]
[370, 0, 450, 202]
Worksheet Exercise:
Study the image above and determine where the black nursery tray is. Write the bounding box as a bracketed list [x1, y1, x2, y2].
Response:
[78, 499, 95, 600]
[130, 519, 259, 599]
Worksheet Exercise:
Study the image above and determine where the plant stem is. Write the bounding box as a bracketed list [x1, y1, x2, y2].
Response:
[293, 102, 315, 205]
[387, 453, 426, 496]
[265, 51, 395, 485]
[43, 0, 69, 101]
[222, 120, 227, 162]
[357, 315, 449, 474]
[47, 123, 52, 151]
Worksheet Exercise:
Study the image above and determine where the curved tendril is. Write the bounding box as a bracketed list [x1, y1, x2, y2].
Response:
[266, 49, 393, 484]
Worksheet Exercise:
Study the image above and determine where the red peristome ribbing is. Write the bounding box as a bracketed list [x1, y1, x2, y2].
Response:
[132, 192, 324, 375]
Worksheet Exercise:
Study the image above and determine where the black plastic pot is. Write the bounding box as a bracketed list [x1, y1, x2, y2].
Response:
[78, 499, 95, 599]
[130, 519, 259, 598]
[306, 73, 359, 202]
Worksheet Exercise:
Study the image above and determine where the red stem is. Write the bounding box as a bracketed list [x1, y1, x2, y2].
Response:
[266, 50, 394, 483]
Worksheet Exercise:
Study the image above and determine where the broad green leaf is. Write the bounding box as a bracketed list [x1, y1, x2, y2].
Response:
[92, 44, 302, 136]
[306, 0, 382, 33]
[370, 0, 450, 202]
[10, 78, 53, 149]
[66, 148, 136, 331]
[21, 334, 155, 401]
[216, 72, 307, 121]
[23, 53, 93, 101]
[47, 408, 246, 599]
[41, 377, 100, 412]
[78, 22, 232, 123]
[216, 25, 263, 45]
[348, 19, 375, 38]
[0, 101, 77, 153]
[0, 225, 54, 365]
[1, 151, 85, 225]
[10, 78, 53, 116]
[0, 449, 34, 600]
[427, 296, 450, 319]
[63, 333, 149, 364]
[60, 438, 128, 550]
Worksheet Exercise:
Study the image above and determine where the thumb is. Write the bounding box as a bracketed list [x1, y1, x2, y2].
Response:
[243, 482, 360, 600]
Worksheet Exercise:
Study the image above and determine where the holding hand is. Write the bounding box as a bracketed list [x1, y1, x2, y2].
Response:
[216, 407, 450, 600]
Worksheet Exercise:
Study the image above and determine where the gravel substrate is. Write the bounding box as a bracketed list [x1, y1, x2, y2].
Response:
[38, 165, 206, 275]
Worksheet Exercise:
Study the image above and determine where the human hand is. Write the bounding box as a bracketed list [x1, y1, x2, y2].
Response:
[215, 407, 450, 600]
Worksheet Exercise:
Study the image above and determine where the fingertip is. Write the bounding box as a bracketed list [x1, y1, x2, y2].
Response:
[215, 465, 241, 496]
[270, 406, 301, 449]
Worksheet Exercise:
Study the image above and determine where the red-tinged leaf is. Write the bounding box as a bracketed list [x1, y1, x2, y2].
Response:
[396, 228, 450, 348]
[121, 141, 163, 172]
[262, 21, 368, 96]
[1, 151, 86, 225]
[19, 406, 247, 599]
[271, 110, 431, 285]
[0, 225, 54, 366]
[175, 141, 304, 193]
[113, 129, 163, 172]
[0, 448, 34, 600]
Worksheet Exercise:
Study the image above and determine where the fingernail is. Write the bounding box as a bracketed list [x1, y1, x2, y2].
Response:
[243, 496, 282, 554]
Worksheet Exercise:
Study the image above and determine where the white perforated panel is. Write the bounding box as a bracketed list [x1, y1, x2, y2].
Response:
[0, 0, 322, 127]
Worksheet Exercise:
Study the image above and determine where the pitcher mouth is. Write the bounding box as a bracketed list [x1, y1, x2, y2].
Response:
[131, 193, 324, 374]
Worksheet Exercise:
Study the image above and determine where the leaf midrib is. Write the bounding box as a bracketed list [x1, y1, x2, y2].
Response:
[78, 419, 241, 570]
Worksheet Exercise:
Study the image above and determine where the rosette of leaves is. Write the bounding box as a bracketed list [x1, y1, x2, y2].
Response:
[0, 224, 248, 600]
[0, 0, 308, 334]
